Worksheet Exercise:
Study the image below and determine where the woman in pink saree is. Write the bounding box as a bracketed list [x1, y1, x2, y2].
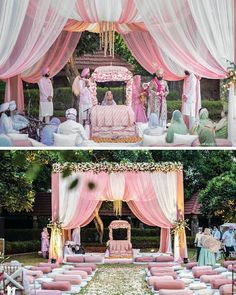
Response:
[132, 75, 147, 123]
[41, 227, 50, 259]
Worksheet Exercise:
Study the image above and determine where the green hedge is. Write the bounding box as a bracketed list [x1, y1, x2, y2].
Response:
[5, 240, 40, 254]
[5, 229, 41, 242]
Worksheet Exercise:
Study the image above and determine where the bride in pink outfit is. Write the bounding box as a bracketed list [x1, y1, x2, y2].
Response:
[132, 75, 147, 123]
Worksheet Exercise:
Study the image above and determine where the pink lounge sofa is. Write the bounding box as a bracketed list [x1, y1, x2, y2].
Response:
[53, 274, 82, 285]
[135, 256, 155, 263]
[84, 255, 103, 263]
[155, 255, 174, 262]
[66, 256, 85, 263]
[193, 269, 217, 278]
[63, 270, 88, 279]
[219, 284, 236, 295]
[75, 263, 96, 270]
[41, 281, 71, 291]
[73, 266, 93, 275]
[159, 290, 193, 295]
[153, 279, 185, 291]
[147, 276, 174, 287]
[211, 278, 232, 289]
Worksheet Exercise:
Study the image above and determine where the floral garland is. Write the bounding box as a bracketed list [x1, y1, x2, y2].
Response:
[47, 220, 63, 235]
[52, 162, 183, 174]
[171, 218, 190, 235]
[222, 62, 236, 90]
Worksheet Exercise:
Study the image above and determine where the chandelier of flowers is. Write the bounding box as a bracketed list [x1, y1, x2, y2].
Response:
[223, 61, 236, 90]
[99, 22, 115, 58]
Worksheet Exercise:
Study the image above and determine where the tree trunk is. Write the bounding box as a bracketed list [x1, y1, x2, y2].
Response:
[64, 54, 80, 112]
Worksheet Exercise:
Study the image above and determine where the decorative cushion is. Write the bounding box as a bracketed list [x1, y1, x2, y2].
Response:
[143, 134, 167, 147]
[178, 272, 194, 279]
[8, 133, 28, 140]
[219, 284, 236, 295]
[200, 274, 225, 283]
[84, 255, 103, 263]
[75, 263, 96, 271]
[155, 255, 174, 262]
[31, 266, 52, 274]
[151, 271, 177, 279]
[214, 267, 227, 273]
[153, 280, 185, 291]
[211, 278, 232, 289]
[180, 278, 194, 285]
[150, 267, 173, 273]
[66, 256, 85, 263]
[30, 291, 62, 295]
[159, 290, 193, 295]
[63, 270, 88, 279]
[220, 271, 234, 278]
[147, 276, 174, 286]
[148, 262, 176, 269]
[223, 260, 236, 268]
[135, 256, 155, 262]
[54, 274, 82, 285]
[53, 133, 78, 147]
[73, 267, 93, 275]
[173, 134, 198, 146]
[186, 262, 197, 270]
[189, 282, 207, 290]
[197, 290, 214, 295]
[41, 281, 71, 291]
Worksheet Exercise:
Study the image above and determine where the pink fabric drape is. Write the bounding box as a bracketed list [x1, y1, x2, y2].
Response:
[4, 31, 81, 112]
[159, 228, 171, 253]
[62, 172, 109, 229]
[121, 31, 181, 81]
[51, 172, 60, 222]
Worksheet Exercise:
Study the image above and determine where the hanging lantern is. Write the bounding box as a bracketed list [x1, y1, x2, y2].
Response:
[99, 22, 115, 58]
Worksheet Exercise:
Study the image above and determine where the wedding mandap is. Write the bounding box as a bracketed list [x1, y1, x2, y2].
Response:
[49, 162, 188, 263]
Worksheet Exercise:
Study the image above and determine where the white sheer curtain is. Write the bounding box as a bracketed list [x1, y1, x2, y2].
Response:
[150, 172, 177, 223]
[0, 0, 76, 78]
[228, 85, 236, 146]
[0, 0, 29, 66]
[135, 0, 233, 78]
[109, 173, 125, 200]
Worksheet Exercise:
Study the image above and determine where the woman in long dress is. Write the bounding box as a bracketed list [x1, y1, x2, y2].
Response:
[198, 228, 221, 266]
[132, 75, 147, 123]
[41, 227, 50, 259]
[166, 110, 189, 143]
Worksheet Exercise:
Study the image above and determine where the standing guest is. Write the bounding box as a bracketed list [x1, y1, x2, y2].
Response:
[0, 102, 18, 134]
[40, 117, 61, 146]
[101, 91, 116, 106]
[198, 228, 221, 266]
[57, 108, 88, 145]
[132, 75, 147, 123]
[9, 100, 29, 131]
[78, 68, 93, 125]
[194, 227, 203, 262]
[182, 71, 200, 129]
[38, 67, 53, 123]
[212, 226, 221, 241]
[149, 68, 169, 128]
[222, 226, 235, 258]
[166, 110, 189, 143]
[41, 227, 50, 259]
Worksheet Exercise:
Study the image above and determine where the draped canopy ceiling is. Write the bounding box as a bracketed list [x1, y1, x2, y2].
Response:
[0, 0, 235, 110]
[51, 162, 187, 262]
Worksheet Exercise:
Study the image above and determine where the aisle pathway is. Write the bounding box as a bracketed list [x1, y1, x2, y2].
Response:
[79, 264, 152, 295]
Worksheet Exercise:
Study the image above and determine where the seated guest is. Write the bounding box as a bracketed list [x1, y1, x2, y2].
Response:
[101, 91, 116, 106]
[192, 108, 215, 134]
[9, 100, 29, 131]
[143, 113, 164, 136]
[0, 134, 12, 147]
[63, 241, 75, 257]
[166, 110, 188, 143]
[0, 102, 18, 134]
[199, 128, 217, 146]
[198, 228, 221, 266]
[215, 110, 228, 139]
[40, 117, 61, 146]
[57, 108, 88, 145]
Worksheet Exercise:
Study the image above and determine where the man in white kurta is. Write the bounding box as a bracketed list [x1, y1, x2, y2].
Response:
[0, 102, 18, 134]
[182, 71, 200, 129]
[78, 68, 93, 125]
[57, 108, 88, 145]
[38, 67, 53, 123]
[9, 100, 29, 131]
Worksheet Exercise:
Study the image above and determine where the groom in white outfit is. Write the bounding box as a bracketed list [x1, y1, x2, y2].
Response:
[182, 70, 199, 129]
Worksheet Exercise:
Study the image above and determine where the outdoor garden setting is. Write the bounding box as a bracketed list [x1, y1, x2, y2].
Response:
[0, 150, 235, 294]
